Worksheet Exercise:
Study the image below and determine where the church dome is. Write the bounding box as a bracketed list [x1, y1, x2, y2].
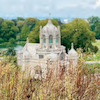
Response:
[42, 18, 58, 35]
[68, 43, 78, 57]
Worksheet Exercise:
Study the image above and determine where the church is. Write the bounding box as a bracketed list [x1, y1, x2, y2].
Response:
[17, 17, 78, 79]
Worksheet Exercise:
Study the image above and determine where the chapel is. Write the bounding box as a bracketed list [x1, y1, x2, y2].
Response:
[17, 16, 78, 79]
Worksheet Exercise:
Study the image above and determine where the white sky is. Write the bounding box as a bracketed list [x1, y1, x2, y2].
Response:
[0, 0, 100, 18]
[96, 0, 100, 7]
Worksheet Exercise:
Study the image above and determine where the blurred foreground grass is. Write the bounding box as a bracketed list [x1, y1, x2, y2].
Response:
[0, 57, 100, 100]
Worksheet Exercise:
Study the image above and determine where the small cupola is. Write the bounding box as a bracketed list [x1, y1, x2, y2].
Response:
[68, 43, 78, 57]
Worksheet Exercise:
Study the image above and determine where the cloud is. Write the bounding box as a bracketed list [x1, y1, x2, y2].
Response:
[0, 0, 100, 18]
[80, 0, 100, 9]
[95, 0, 100, 8]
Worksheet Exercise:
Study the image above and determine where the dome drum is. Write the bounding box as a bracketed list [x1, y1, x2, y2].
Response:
[40, 17, 61, 49]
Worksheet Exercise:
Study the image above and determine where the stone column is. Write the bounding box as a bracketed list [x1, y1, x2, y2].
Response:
[53, 37, 56, 49]
[40, 38, 43, 48]
[46, 37, 49, 49]
[58, 37, 61, 48]
[58, 26, 61, 48]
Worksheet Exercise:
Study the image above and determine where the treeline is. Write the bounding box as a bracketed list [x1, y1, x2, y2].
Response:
[28, 17, 98, 53]
[0, 17, 38, 43]
[88, 16, 100, 39]
[0, 16, 100, 53]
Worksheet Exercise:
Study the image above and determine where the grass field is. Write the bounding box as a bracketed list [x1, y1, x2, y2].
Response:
[84, 40, 100, 61]
[93, 40, 100, 49]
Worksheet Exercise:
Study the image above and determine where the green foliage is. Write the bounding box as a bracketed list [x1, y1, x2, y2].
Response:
[88, 16, 100, 25]
[0, 17, 4, 25]
[29, 25, 40, 43]
[9, 38, 16, 44]
[17, 21, 25, 33]
[0, 38, 4, 43]
[20, 24, 30, 41]
[85, 63, 100, 74]
[95, 22, 100, 39]
[0, 42, 8, 48]
[29, 19, 58, 43]
[0, 18, 4, 38]
[11, 19, 17, 26]
[25, 18, 38, 31]
[61, 18, 96, 52]
[17, 17, 25, 21]
[84, 40, 100, 61]
[1, 20, 19, 41]
[88, 16, 100, 39]
[5, 38, 16, 56]
[93, 46, 99, 53]
[53, 18, 63, 26]
[8, 56, 17, 64]
[5, 47, 16, 56]
[61, 23, 74, 51]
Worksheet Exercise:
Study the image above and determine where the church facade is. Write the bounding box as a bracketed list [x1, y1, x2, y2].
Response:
[17, 17, 78, 79]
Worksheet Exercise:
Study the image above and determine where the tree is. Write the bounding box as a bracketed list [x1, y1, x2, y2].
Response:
[20, 24, 30, 41]
[0, 18, 4, 25]
[28, 19, 58, 43]
[53, 18, 63, 26]
[61, 18, 96, 52]
[11, 19, 17, 26]
[88, 16, 100, 27]
[0, 38, 4, 43]
[17, 21, 25, 33]
[5, 38, 16, 56]
[0, 18, 4, 37]
[61, 23, 74, 51]
[9, 38, 16, 44]
[87, 16, 100, 39]
[94, 22, 100, 39]
[17, 17, 25, 21]
[25, 18, 38, 31]
[1, 20, 19, 42]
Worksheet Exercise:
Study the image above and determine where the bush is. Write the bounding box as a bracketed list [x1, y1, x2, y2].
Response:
[7, 38, 16, 47]
[9, 38, 16, 44]
[93, 46, 99, 53]
[89, 45, 99, 53]
[5, 47, 16, 56]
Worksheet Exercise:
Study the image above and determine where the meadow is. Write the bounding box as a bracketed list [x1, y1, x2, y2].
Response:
[84, 40, 100, 61]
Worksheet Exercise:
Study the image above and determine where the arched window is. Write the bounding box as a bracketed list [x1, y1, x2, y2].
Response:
[56, 35, 59, 44]
[43, 35, 46, 44]
[49, 35, 53, 44]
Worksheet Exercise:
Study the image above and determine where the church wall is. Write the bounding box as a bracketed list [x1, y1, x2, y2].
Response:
[20, 58, 48, 79]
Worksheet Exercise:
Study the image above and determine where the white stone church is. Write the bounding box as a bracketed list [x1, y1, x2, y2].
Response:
[17, 17, 78, 79]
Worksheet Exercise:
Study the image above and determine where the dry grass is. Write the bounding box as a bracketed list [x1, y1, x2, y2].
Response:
[0, 58, 100, 100]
